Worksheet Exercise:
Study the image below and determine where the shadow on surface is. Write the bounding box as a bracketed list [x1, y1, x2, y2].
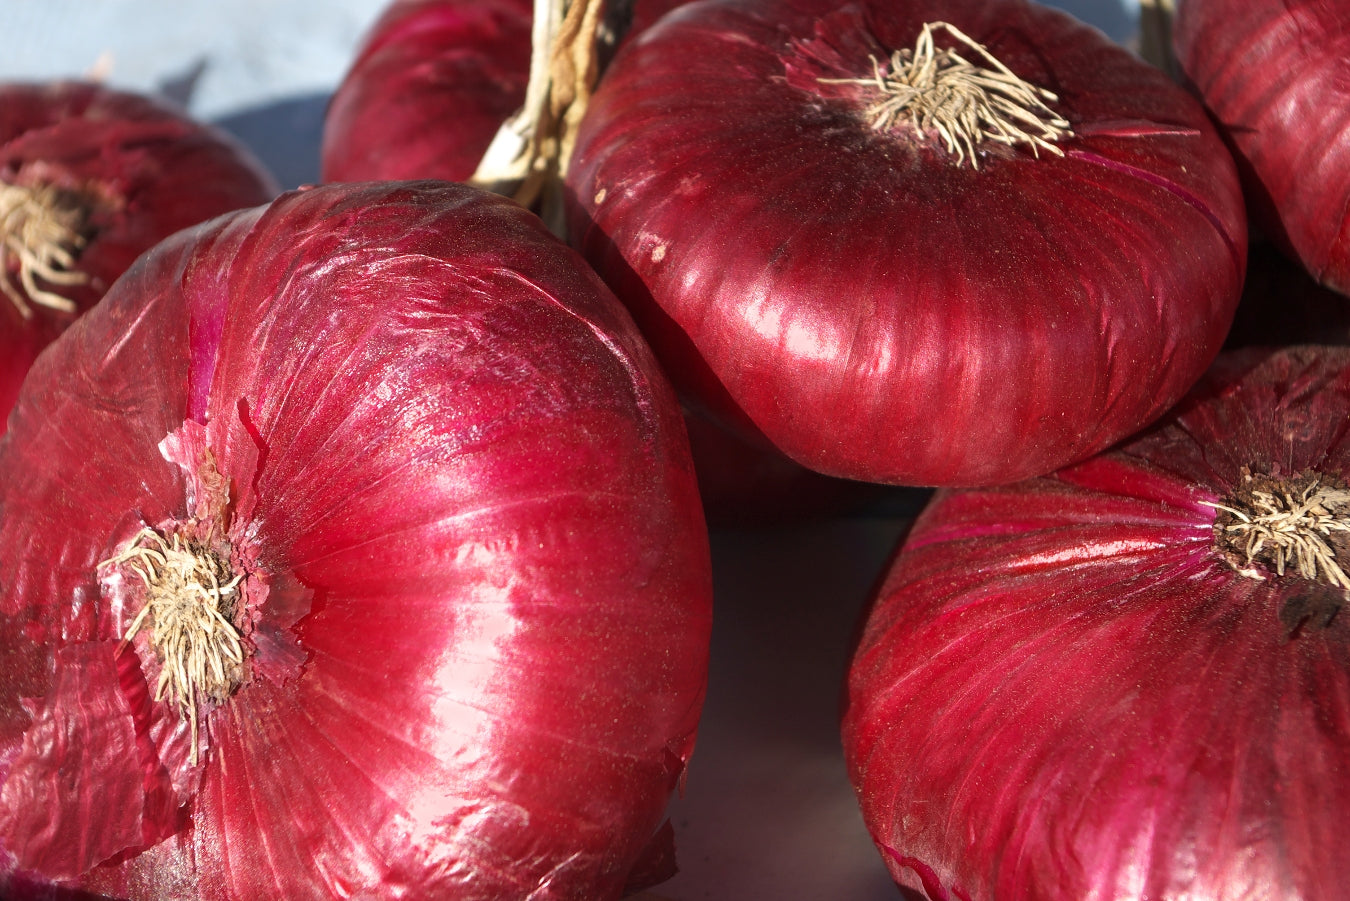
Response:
[213, 92, 331, 190]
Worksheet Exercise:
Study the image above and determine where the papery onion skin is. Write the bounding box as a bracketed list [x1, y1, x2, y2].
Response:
[1174, 0, 1350, 295]
[0, 80, 279, 433]
[843, 345, 1350, 900]
[565, 0, 1247, 487]
[0, 180, 712, 900]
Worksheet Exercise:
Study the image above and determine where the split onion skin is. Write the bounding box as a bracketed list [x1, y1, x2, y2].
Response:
[0, 80, 279, 433]
[1174, 0, 1350, 295]
[565, 0, 1248, 487]
[844, 345, 1350, 900]
[0, 180, 713, 900]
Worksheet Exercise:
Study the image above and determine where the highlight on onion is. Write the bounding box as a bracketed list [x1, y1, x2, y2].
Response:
[0, 80, 279, 433]
[1173, 0, 1350, 295]
[0, 180, 713, 900]
[843, 344, 1350, 899]
[564, 0, 1248, 487]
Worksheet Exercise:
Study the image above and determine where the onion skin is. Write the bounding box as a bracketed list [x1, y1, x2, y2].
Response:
[843, 345, 1350, 900]
[0, 80, 279, 434]
[565, 0, 1247, 487]
[0, 180, 712, 900]
[1174, 0, 1350, 295]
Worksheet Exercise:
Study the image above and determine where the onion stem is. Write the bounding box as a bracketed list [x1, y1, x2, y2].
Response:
[1138, 0, 1180, 82]
[0, 181, 90, 318]
[99, 526, 245, 765]
[1205, 472, 1350, 590]
[821, 21, 1072, 169]
[470, 0, 607, 225]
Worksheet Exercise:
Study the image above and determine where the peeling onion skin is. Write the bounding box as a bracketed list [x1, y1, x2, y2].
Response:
[320, 0, 534, 183]
[843, 345, 1350, 900]
[1174, 0, 1350, 296]
[0, 181, 713, 900]
[0, 80, 279, 434]
[565, 0, 1248, 487]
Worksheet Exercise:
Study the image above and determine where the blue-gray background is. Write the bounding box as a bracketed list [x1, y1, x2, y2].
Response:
[0, 2, 1144, 899]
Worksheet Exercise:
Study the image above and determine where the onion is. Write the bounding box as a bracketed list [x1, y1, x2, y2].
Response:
[0, 179, 712, 900]
[1173, 0, 1350, 294]
[321, 0, 534, 184]
[843, 344, 1350, 899]
[564, 0, 1247, 487]
[0, 80, 279, 433]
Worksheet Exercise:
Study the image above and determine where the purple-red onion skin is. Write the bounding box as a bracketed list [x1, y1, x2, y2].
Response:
[0, 80, 279, 434]
[0, 181, 712, 900]
[843, 345, 1350, 900]
[320, 0, 534, 183]
[565, 0, 1248, 487]
[1174, 0, 1350, 295]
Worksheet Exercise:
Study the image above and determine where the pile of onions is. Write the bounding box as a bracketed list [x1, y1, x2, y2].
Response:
[1173, 0, 1350, 295]
[324, 0, 878, 522]
[843, 344, 1350, 899]
[564, 0, 1248, 487]
[0, 80, 278, 433]
[0, 180, 712, 900]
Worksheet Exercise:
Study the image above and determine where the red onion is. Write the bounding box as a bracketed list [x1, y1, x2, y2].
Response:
[0, 80, 279, 433]
[321, 0, 534, 184]
[1173, 0, 1350, 295]
[564, 0, 1248, 487]
[844, 344, 1350, 899]
[0, 180, 712, 900]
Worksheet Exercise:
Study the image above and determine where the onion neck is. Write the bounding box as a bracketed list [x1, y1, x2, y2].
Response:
[1207, 470, 1350, 630]
[100, 525, 246, 765]
[821, 21, 1072, 169]
[0, 181, 92, 318]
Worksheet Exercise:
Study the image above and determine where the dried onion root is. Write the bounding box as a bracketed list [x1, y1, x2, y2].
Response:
[1206, 471, 1350, 588]
[821, 21, 1073, 168]
[0, 181, 92, 317]
[99, 526, 245, 764]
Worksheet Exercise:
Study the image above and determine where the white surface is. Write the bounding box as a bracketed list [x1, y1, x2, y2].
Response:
[0, 1, 1143, 898]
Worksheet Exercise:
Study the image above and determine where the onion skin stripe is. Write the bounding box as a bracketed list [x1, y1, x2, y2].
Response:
[1065, 148, 1244, 272]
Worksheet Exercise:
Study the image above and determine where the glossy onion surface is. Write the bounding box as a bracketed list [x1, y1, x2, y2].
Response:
[566, 0, 1247, 487]
[0, 181, 712, 900]
[844, 345, 1350, 899]
[1175, 0, 1350, 295]
[321, 0, 533, 183]
[0, 81, 278, 433]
